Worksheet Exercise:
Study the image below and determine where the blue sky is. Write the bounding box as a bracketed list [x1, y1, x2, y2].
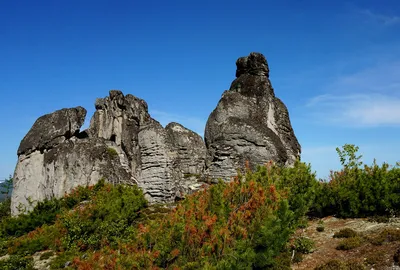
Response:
[1, 0, 400, 180]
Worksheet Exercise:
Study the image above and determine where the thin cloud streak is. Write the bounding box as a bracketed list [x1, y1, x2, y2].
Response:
[305, 57, 400, 127]
[307, 94, 400, 127]
[360, 9, 400, 25]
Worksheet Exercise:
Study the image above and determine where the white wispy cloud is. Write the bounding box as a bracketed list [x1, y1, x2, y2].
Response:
[149, 110, 206, 137]
[360, 9, 400, 25]
[306, 58, 400, 127]
[307, 93, 400, 127]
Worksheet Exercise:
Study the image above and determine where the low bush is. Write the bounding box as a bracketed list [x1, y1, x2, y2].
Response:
[107, 147, 118, 158]
[0, 198, 10, 221]
[294, 236, 315, 254]
[369, 228, 400, 245]
[67, 163, 317, 269]
[310, 145, 400, 218]
[316, 220, 325, 232]
[336, 236, 362, 250]
[365, 251, 386, 266]
[0, 255, 34, 270]
[333, 228, 358, 238]
[315, 259, 365, 270]
[1, 180, 106, 239]
[59, 183, 147, 250]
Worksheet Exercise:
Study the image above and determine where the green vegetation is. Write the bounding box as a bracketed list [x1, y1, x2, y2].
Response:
[368, 228, 400, 245]
[311, 144, 400, 218]
[316, 220, 325, 232]
[336, 236, 362, 250]
[0, 255, 34, 270]
[315, 260, 365, 270]
[333, 228, 358, 239]
[0, 176, 12, 219]
[107, 147, 118, 158]
[294, 236, 315, 254]
[0, 144, 399, 269]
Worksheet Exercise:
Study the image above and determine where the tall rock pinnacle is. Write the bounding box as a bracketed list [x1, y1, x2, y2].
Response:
[204, 52, 301, 180]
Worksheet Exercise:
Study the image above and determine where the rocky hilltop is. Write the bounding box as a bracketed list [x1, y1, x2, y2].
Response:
[11, 52, 300, 215]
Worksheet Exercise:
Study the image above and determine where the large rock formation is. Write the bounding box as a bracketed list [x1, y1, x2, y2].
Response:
[88, 90, 207, 203]
[11, 52, 300, 215]
[11, 108, 132, 215]
[204, 52, 300, 180]
[12, 91, 207, 214]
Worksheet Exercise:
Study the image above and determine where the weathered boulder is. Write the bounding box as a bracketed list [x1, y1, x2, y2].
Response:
[11, 107, 132, 215]
[205, 52, 300, 180]
[18, 107, 86, 155]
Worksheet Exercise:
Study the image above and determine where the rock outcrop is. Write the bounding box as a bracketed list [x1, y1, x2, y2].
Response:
[88, 90, 206, 203]
[165, 122, 207, 198]
[11, 52, 300, 215]
[17, 107, 86, 156]
[12, 91, 207, 214]
[11, 108, 132, 215]
[204, 52, 300, 180]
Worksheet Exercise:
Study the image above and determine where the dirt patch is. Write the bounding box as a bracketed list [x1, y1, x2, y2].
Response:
[292, 217, 400, 270]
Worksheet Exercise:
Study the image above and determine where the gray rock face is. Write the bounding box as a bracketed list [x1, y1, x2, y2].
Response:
[89, 90, 148, 180]
[88, 91, 207, 203]
[18, 107, 86, 155]
[205, 52, 300, 180]
[165, 122, 207, 198]
[11, 107, 132, 215]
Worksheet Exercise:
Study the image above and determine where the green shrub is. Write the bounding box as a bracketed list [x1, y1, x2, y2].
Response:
[315, 259, 345, 270]
[317, 220, 325, 232]
[365, 251, 386, 266]
[107, 147, 118, 158]
[0, 255, 34, 270]
[3, 199, 62, 237]
[60, 183, 147, 250]
[49, 249, 80, 270]
[336, 236, 362, 250]
[0, 198, 11, 221]
[297, 216, 309, 229]
[315, 259, 365, 270]
[1, 180, 105, 239]
[369, 228, 400, 245]
[310, 145, 400, 218]
[294, 236, 315, 254]
[71, 166, 311, 269]
[1, 162, 318, 269]
[0, 177, 13, 221]
[7, 224, 61, 256]
[248, 160, 318, 225]
[333, 228, 358, 238]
